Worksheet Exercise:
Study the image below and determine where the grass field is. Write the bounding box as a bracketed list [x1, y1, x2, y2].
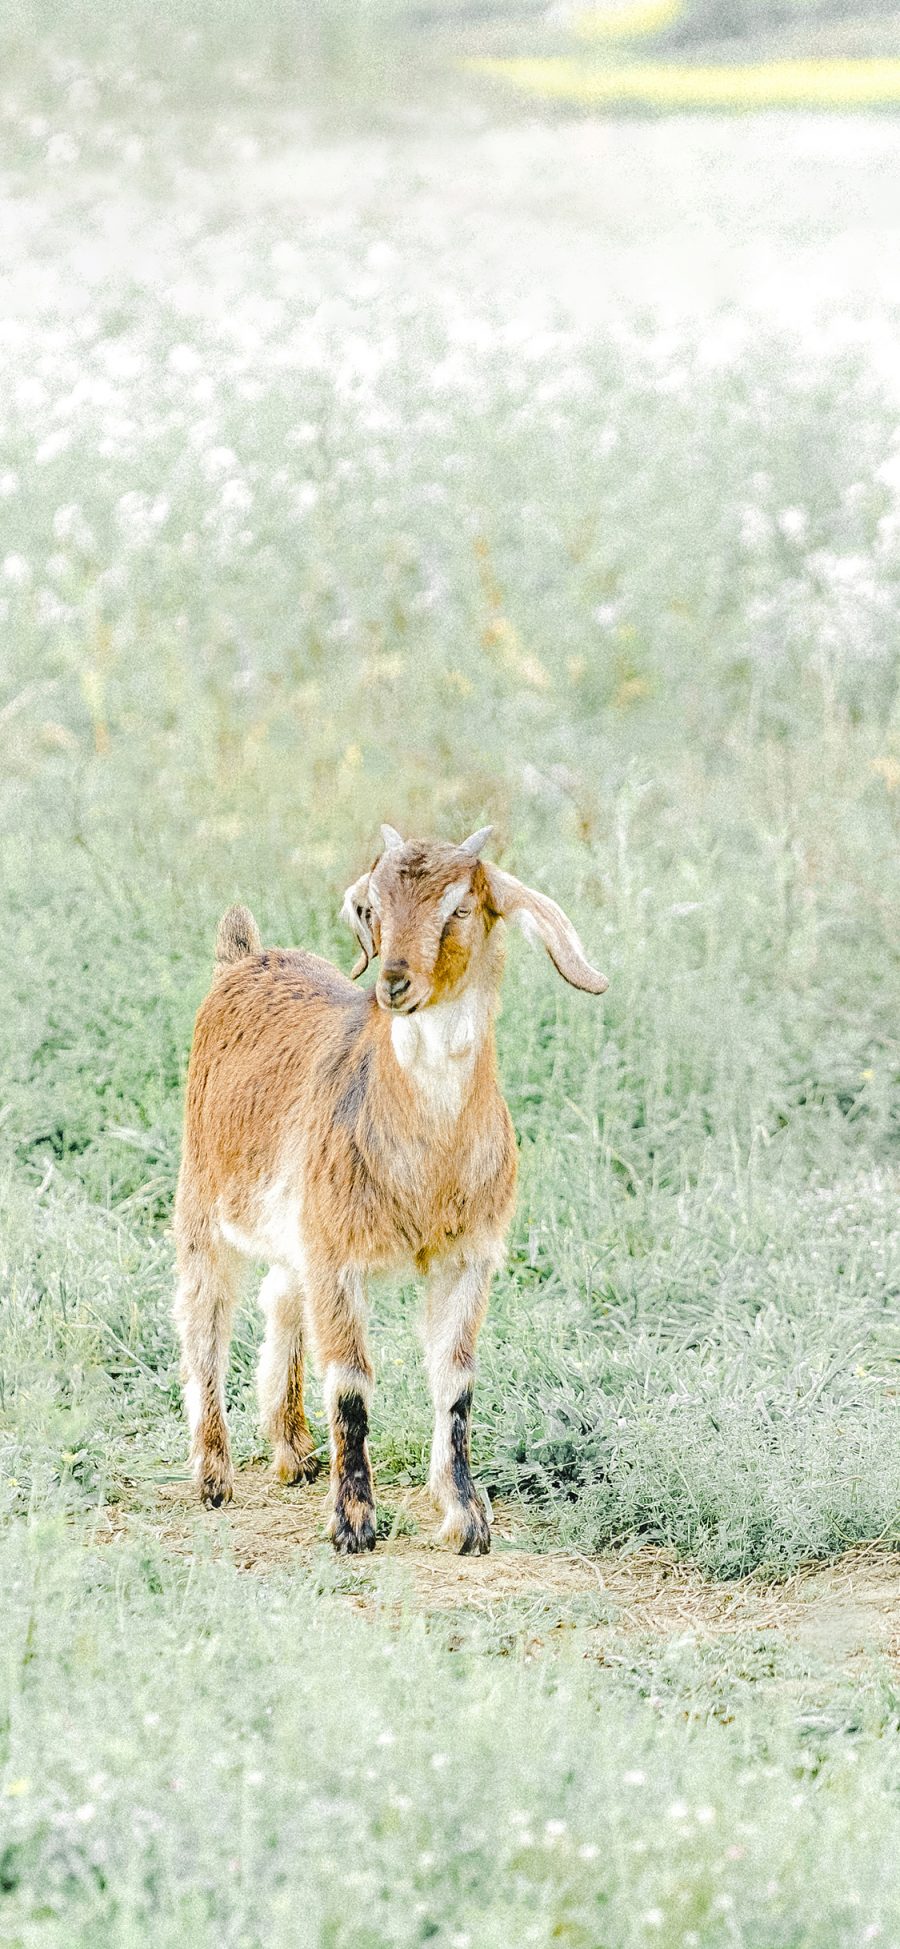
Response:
[3, 11, 900, 1944]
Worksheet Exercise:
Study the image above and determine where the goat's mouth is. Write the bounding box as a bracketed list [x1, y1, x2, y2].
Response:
[375, 976, 430, 1015]
[379, 994, 424, 1015]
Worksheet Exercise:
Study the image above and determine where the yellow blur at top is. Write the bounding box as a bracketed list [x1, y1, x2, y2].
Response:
[574, 0, 684, 40]
[468, 54, 900, 109]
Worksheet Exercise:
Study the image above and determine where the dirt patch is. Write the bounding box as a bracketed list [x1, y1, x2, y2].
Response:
[98, 1464, 900, 1664]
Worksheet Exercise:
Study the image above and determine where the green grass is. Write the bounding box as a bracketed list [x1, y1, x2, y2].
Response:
[8, 1520, 900, 1949]
[5, 1517, 900, 1949]
[3, 12, 900, 1942]
[7, 1520, 900, 1949]
[3, 165, 899, 1572]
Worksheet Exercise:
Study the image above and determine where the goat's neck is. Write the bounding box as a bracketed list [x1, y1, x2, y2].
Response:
[385, 982, 495, 1121]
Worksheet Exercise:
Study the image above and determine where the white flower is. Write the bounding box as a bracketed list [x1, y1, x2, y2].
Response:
[3, 554, 31, 586]
[16, 378, 47, 410]
[52, 505, 81, 542]
[46, 133, 79, 165]
[168, 344, 202, 375]
[777, 506, 808, 543]
[221, 477, 252, 513]
[367, 242, 397, 272]
[739, 504, 772, 551]
[202, 446, 238, 478]
[875, 453, 900, 492]
[35, 430, 72, 465]
[35, 589, 71, 626]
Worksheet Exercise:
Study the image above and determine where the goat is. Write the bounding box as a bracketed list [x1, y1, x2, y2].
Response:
[173, 825, 608, 1554]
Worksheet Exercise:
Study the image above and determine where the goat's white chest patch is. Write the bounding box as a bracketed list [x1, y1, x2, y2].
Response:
[391, 995, 481, 1118]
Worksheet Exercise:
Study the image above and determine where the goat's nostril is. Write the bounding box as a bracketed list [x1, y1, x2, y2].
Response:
[383, 967, 411, 1001]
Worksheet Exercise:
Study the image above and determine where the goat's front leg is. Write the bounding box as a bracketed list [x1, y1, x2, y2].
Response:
[422, 1248, 498, 1555]
[307, 1261, 376, 1554]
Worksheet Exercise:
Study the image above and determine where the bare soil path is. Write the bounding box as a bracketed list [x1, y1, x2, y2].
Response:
[99, 1465, 900, 1668]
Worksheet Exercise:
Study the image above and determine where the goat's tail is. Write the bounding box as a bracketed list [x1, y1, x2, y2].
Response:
[214, 903, 262, 974]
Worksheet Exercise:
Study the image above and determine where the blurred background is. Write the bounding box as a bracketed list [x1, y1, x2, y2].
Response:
[5, 9, 900, 1942]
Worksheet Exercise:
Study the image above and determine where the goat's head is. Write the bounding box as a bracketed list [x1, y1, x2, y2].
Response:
[342, 825, 608, 1014]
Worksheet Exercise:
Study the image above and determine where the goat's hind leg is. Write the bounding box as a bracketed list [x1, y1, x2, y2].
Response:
[257, 1265, 319, 1484]
[173, 1224, 239, 1508]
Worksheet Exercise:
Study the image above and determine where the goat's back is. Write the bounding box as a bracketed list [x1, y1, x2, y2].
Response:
[183, 949, 369, 1193]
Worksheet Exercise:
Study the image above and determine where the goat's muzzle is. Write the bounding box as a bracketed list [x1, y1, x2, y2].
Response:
[377, 964, 426, 1013]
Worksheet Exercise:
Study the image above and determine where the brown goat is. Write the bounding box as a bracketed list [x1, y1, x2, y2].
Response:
[174, 825, 607, 1554]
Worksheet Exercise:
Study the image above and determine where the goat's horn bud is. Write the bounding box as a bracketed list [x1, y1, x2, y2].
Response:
[459, 825, 493, 859]
[380, 823, 404, 852]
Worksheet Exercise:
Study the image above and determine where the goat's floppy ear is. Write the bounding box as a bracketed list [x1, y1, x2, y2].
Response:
[341, 871, 377, 980]
[482, 865, 608, 994]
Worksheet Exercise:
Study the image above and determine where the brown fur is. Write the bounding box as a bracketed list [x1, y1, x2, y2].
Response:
[174, 829, 606, 1553]
[182, 947, 515, 1268]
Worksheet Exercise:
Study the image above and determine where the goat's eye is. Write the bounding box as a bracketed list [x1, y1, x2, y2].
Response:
[454, 903, 473, 920]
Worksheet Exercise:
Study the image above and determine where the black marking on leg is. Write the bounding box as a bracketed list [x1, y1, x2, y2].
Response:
[446, 1384, 490, 1554]
[449, 1385, 476, 1503]
[331, 1390, 376, 1553]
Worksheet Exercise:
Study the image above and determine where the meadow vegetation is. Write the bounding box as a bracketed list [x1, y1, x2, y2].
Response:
[2, 11, 900, 1943]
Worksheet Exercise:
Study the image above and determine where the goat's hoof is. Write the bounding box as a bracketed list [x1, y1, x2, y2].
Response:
[440, 1501, 492, 1556]
[329, 1497, 377, 1555]
[197, 1458, 234, 1509]
[272, 1438, 320, 1485]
